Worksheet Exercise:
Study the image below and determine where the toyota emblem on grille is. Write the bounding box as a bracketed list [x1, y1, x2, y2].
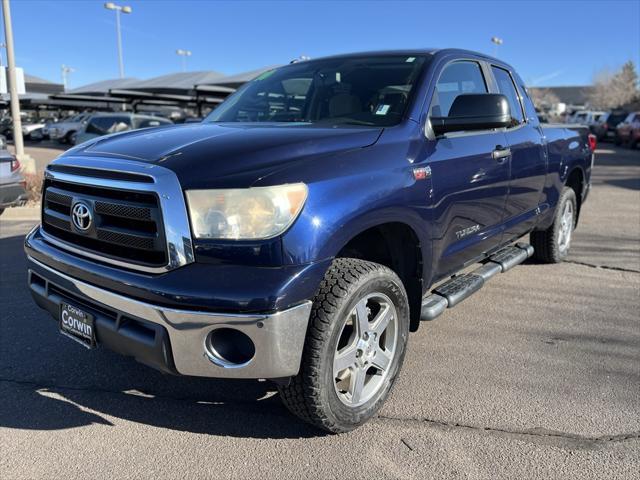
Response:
[71, 201, 93, 232]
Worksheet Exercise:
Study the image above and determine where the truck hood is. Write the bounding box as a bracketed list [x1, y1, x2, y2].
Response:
[64, 123, 383, 188]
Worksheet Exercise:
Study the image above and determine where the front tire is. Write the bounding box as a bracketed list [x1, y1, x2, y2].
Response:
[279, 258, 409, 433]
[530, 187, 577, 263]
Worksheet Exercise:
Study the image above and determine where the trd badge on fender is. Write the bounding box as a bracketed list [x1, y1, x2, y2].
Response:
[60, 303, 96, 348]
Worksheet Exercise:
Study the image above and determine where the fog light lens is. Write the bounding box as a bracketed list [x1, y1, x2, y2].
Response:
[205, 328, 255, 367]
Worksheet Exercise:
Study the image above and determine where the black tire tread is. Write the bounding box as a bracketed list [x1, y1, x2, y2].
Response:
[530, 187, 576, 263]
[278, 258, 404, 433]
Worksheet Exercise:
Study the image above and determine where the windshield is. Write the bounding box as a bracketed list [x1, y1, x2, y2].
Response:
[206, 55, 428, 127]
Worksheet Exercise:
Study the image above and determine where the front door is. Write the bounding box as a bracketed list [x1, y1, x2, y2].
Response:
[428, 132, 511, 278]
[422, 60, 511, 279]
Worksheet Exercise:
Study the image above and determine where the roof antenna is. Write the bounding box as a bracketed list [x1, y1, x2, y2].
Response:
[290, 55, 311, 64]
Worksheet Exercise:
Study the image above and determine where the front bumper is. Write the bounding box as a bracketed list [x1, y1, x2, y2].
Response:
[28, 256, 312, 379]
[26, 226, 329, 312]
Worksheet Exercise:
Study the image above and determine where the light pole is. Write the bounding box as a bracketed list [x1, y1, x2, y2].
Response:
[61, 64, 75, 91]
[176, 49, 192, 72]
[491, 36, 503, 57]
[104, 2, 132, 78]
[2, 0, 33, 172]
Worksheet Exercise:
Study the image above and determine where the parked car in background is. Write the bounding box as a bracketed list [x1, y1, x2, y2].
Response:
[615, 112, 640, 147]
[41, 118, 59, 140]
[29, 128, 45, 141]
[49, 113, 91, 144]
[585, 111, 606, 128]
[0, 117, 13, 138]
[593, 110, 629, 141]
[568, 110, 588, 124]
[569, 110, 606, 126]
[0, 148, 27, 215]
[629, 124, 640, 150]
[21, 120, 46, 140]
[74, 113, 173, 145]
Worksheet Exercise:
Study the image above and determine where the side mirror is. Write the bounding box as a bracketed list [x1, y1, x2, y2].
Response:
[430, 93, 512, 136]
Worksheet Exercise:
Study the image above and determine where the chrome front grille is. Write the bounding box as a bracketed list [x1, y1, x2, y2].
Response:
[41, 157, 195, 273]
[42, 182, 166, 267]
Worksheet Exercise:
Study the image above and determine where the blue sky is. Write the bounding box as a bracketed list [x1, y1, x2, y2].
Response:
[3, 0, 639, 89]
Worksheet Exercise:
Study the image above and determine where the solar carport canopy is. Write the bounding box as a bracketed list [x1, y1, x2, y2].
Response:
[65, 77, 141, 96]
[104, 71, 233, 107]
[194, 65, 282, 95]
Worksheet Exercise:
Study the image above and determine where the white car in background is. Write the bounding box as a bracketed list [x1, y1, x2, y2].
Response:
[48, 113, 91, 144]
[74, 113, 173, 145]
[569, 110, 606, 125]
[21, 121, 45, 140]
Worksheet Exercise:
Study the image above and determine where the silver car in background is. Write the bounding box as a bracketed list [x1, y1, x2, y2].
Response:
[48, 113, 91, 144]
[0, 137, 27, 215]
[74, 113, 173, 145]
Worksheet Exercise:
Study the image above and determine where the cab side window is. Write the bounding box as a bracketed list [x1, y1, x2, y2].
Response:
[430, 61, 487, 117]
[491, 66, 525, 125]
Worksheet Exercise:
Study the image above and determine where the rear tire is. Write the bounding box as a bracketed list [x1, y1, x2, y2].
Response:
[530, 187, 577, 263]
[279, 258, 409, 433]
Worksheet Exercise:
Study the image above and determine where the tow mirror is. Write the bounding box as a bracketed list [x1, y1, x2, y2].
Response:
[430, 93, 512, 136]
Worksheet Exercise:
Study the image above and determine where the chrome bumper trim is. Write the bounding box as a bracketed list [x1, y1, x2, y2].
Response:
[29, 256, 312, 379]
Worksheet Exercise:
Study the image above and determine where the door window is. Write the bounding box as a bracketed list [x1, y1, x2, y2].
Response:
[430, 61, 487, 117]
[491, 66, 525, 126]
[85, 116, 131, 135]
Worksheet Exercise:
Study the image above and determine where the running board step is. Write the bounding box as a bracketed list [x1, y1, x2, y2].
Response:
[433, 273, 484, 308]
[420, 243, 534, 321]
[489, 243, 534, 272]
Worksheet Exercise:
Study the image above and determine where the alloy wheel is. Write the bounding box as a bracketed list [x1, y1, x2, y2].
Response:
[558, 200, 574, 253]
[333, 293, 398, 407]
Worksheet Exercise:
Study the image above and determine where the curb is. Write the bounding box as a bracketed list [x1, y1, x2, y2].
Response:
[1, 205, 40, 221]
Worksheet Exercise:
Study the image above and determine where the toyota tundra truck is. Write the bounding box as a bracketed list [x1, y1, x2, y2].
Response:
[25, 49, 595, 433]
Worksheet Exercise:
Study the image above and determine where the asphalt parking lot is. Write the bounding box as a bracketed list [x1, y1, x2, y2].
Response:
[1, 145, 638, 479]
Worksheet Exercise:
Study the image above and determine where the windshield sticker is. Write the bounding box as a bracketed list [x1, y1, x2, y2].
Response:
[375, 104, 390, 115]
[255, 70, 276, 81]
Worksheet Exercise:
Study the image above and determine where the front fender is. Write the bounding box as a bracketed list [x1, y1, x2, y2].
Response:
[281, 171, 431, 269]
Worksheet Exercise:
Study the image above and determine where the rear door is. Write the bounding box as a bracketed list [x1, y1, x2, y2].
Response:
[424, 60, 510, 278]
[490, 65, 547, 241]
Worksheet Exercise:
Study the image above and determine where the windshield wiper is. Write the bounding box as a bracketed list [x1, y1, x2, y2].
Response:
[314, 118, 377, 127]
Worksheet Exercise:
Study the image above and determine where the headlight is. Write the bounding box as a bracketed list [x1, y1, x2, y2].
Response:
[185, 183, 308, 240]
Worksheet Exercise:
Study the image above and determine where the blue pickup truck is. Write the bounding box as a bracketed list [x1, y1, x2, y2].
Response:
[25, 49, 595, 433]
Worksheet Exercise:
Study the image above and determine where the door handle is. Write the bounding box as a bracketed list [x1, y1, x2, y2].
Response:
[492, 146, 511, 162]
